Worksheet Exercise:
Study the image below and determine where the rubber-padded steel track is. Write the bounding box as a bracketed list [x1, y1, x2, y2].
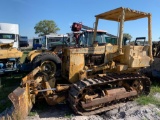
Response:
[68, 73, 151, 115]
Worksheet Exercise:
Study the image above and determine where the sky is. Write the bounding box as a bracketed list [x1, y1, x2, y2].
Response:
[0, 0, 160, 41]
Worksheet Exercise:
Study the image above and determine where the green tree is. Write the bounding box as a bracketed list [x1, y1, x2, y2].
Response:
[34, 20, 60, 36]
[123, 33, 132, 45]
[123, 33, 132, 40]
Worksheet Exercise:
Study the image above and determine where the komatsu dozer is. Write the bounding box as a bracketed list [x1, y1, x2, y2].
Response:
[4, 7, 153, 120]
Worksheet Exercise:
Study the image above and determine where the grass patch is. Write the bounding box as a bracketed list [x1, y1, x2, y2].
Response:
[28, 111, 37, 116]
[157, 111, 160, 116]
[150, 85, 160, 94]
[136, 84, 160, 107]
[0, 73, 24, 87]
[0, 87, 16, 112]
[20, 48, 31, 63]
[136, 95, 160, 106]
[0, 73, 27, 112]
[21, 47, 32, 52]
[20, 52, 28, 63]
[64, 113, 73, 118]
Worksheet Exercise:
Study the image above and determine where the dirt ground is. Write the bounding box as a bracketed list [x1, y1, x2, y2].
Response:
[26, 101, 160, 120]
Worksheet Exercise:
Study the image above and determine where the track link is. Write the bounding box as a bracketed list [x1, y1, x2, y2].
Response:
[68, 73, 151, 115]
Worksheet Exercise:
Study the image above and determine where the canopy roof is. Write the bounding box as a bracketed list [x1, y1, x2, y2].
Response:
[95, 7, 150, 21]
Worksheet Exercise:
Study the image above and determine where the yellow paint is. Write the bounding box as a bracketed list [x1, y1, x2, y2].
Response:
[0, 48, 23, 59]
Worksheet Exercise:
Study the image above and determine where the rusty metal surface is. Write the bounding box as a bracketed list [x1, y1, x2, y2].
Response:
[22, 66, 41, 85]
[56, 84, 70, 92]
[0, 70, 68, 120]
[68, 73, 151, 115]
[69, 53, 85, 83]
[63, 42, 152, 84]
[27, 50, 42, 62]
[0, 86, 33, 120]
[44, 94, 66, 106]
[81, 89, 137, 108]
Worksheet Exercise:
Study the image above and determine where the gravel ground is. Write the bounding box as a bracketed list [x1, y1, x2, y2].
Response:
[26, 101, 160, 120]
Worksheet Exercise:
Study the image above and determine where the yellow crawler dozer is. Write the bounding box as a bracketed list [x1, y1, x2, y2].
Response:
[3, 7, 153, 120]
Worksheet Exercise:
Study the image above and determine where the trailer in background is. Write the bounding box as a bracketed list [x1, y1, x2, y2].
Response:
[19, 36, 29, 47]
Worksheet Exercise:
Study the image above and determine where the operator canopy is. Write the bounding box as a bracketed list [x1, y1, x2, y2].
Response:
[95, 7, 150, 21]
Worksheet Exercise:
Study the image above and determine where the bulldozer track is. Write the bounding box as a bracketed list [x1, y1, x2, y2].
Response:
[68, 73, 151, 115]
